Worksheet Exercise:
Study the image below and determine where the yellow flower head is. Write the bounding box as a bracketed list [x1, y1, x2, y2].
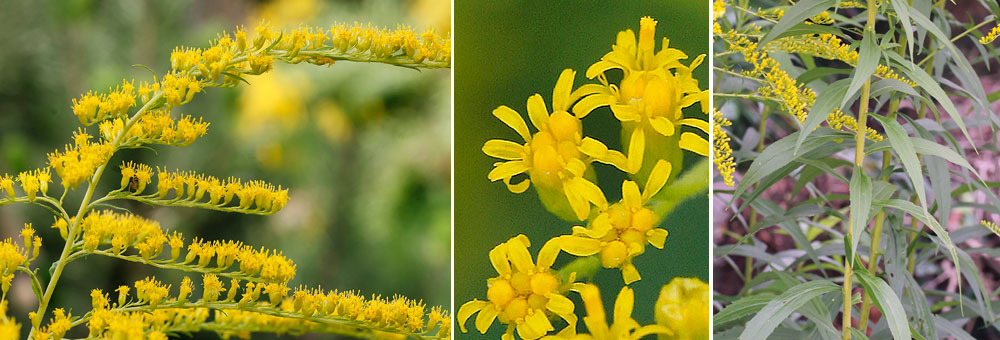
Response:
[553, 284, 672, 340]
[577, 17, 708, 181]
[561, 160, 671, 284]
[0, 174, 13, 199]
[459, 235, 577, 340]
[484, 69, 628, 221]
[655, 277, 708, 340]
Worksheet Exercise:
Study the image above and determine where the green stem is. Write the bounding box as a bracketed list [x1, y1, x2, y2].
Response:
[844, 1, 878, 339]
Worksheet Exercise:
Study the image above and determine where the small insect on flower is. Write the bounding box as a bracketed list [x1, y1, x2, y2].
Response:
[128, 175, 141, 193]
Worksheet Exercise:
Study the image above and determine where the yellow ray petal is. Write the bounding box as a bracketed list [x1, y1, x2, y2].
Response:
[503, 176, 530, 194]
[586, 60, 620, 79]
[622, 180, 642, 209]
[622, 263, 641, 284]
[505, 235, 536, 273]
[627, 128, 645, 173]
[611, 104, 642, 122]
[493, 105, 531, 141]
[457, 299, 488, 333]
[487, 161, 529, 182]
[552, 69, 576, 112]
[680, 132, 709, 156]
[488, 243, 511, 278]
[526, 94, 550, 131]
[474, 303, 499, 334]
[642, 160, 671, 201]
[536, 237, 563, 270]
[648, 228, 668, 248]
[483, 139, 527, 160]
[679, 118, 709, 134]
[560, 236, 602, 256]
[649, 116, 676, 137]
[572, 93, 613, 118]
[613, 286, 635, 325]
[546, 293, 575, 316]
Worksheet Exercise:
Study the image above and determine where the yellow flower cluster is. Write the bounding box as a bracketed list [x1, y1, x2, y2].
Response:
[70, 80, 136, 125]
[472, 16, 706, 340]
[713, 110, 736, 187]
[459, 235, 576, 340]
[37, 308, 72, 340]
[116, 165, 290, 214]
[79, 210, 174, 258]
[483, 69, 622, 221]
[981, 24, 1000, 44]
[713, 0, 726, 21]
[768, 34, 916, 86]
[561, 160, 672, 284]
[99, 110, 210, 147]
[84, 275, 450, 340]
[78, 210, 297, 283]
[655, 277, 709, 340]
[0, 302, 19, 339]
[328, 22, 451, 64]
[827, 109, 884, 141]
[46, 129, 114, 190]
[0, 174, 13, 199]
[12, 168, 51, 201]
[580, 16, 709, 182]
[982, 220, 1000, 237]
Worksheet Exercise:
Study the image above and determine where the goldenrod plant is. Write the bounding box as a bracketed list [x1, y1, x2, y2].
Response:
[714, 0, 1000, 338]
[458, 17, 709, 340]
[0, 20, 450, 339]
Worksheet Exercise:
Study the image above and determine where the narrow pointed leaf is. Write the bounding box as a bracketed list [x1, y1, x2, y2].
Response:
[854, 269, 911, 340]
[848, 166, 873, 259]
[759, 0, 837, 46]
[738, 280, 839, 340]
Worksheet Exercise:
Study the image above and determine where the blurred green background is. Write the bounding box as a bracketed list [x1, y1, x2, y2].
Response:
[455, 1, 708, 338]
[0, 0, 449, 338]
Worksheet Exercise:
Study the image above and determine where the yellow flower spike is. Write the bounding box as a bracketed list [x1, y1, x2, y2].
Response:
[712, 110, 736, 186]
[655, 277, 708, 340]
[461, 235, 577, 339]
[983, 24, 1000, 44]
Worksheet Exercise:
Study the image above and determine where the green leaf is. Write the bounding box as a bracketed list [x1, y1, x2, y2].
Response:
[733, 129, 851, 207]
[841, 29, 880, 109]
[848, 166, 873, 259]
[854, 269, 911, 340]
[795, 78, 851, 155]
[872, 114, 927, 209]
[888, 0, 915, 60]
[770, 21, 843, 41]
[738, 280, 839, 340]
[715, 294, 776, 330]
[885, 52, 974, 146]
[759, 0, 837, 46]
[875, 199, 962, 296]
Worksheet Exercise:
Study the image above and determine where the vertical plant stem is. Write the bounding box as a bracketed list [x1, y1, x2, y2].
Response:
[27, 92, 163, 338]
[844, 1, 878, 339]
